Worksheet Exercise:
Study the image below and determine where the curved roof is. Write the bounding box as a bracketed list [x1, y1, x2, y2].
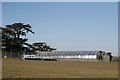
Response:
[36, 50, 104, 56]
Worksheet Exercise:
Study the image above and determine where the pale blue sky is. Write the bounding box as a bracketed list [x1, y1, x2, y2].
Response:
[0, 2, 2, 26]
[2, 2, 118, 56]
[1, 0, 119, 2]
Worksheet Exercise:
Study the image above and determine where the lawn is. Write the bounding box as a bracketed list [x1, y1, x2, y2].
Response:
[2, 58, 118, 78]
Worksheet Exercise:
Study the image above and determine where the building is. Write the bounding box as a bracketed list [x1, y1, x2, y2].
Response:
[22, 50, 112, 62]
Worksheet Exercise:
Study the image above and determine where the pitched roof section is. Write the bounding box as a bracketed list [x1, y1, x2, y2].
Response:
[36, 51, 105, 56]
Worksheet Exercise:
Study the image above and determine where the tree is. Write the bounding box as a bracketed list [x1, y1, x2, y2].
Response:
[5, 23, 34, 39]
[2, 22, 57, 58]
[2, 23, 35, 58]
[32, 42, 56, 52]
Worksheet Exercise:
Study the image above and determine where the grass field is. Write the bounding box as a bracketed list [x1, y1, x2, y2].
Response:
[2, 58, 118, 78]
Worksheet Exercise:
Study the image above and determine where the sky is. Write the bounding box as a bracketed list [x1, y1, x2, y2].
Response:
[0, 2, 1, 26]
[2, 2, 118, 56]
[1, 0, 119, 2]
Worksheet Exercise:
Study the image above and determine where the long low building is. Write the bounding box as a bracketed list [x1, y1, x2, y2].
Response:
[23, 50, 112, 62]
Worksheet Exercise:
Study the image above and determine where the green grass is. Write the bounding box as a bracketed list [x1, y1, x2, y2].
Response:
[2, 58, 118, 78]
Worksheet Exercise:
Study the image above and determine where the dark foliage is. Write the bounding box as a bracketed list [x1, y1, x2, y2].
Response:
[2, 23, 35, 57]
[1, 22, 56, 58]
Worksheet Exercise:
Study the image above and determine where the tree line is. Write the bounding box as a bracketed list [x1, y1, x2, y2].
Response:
[1, 23, 56, 58]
